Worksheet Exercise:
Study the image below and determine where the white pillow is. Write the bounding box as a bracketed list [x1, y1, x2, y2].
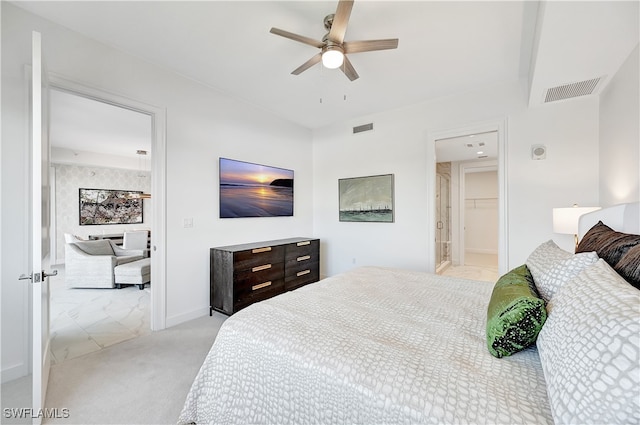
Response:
[526, 240, 598, 301]
[526, 240, 572, 282]
[537, 259, 640, 424]
[534, 252, 599, 302]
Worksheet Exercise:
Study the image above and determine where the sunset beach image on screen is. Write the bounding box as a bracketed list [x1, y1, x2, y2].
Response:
[219, 158, 294, 218]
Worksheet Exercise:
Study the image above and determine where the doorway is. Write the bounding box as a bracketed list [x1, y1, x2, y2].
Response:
[458, 164, 499, 280]
[49, 87, 153, 363]
[428, 121, 507, 278]
[46, 75, 167, 361]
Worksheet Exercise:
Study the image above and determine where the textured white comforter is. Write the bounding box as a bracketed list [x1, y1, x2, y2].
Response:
[178, 266, 553, 425]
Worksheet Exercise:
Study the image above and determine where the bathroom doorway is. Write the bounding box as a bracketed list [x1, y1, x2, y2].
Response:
[435, 131, 500, 282]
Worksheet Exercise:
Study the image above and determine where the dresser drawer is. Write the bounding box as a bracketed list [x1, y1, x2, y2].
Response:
[285, 239, 319, 261]
[284, 265, 319, 291]
[233, 245, 285, 271]
[234, 262, 284, 289]
[235, 278, 284, 310]
[285, 251, 317, 271]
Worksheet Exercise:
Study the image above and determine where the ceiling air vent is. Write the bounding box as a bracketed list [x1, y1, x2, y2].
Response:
[353, 123, 373, 134]
[544, 77, 602, 103]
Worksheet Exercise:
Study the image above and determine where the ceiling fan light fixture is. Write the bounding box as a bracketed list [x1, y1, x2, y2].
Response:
[322, 48, 344, 69]
[270, 0, 398, 81]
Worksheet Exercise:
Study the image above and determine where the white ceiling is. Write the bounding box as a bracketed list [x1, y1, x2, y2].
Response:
[19, 0, 535, 131]
[50, 89, 152, 158]
[14, 0, 638, 161]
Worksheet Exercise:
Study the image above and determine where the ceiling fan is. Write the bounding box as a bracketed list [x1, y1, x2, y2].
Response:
[269, 0, 399, 81]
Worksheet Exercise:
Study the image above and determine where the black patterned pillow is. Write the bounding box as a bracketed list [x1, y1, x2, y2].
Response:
[615, 244, 640, 290]
[576, 221, 640, 267]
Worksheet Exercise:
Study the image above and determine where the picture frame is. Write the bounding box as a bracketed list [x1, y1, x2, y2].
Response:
[79, 188, 144, 225]
[338, 174, 394, 222]
[219, 157, 294, 218]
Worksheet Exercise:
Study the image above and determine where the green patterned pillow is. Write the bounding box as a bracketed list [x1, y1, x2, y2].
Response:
[486, 265, 547, 358]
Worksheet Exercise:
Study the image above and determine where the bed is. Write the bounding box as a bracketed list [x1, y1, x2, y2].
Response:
[179, 202, 639, 425]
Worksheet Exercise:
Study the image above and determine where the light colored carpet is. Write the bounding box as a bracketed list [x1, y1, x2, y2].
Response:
[43, 312, 227, 424]
[1, 376, 31, 424]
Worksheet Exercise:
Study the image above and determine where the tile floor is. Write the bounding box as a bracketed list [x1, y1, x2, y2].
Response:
[49, 266, 151, 365]
[440, 252, 499, 282]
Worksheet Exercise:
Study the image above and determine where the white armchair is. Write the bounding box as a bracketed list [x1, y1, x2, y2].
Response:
[65, 239, 144, 288]
[123, 230, 149, 257]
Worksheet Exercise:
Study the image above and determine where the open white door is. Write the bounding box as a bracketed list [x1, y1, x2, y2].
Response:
[24, 30, 54, 423]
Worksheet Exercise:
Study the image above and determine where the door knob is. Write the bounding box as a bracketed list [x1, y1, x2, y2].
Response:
[18, 269, 57, 283]
[42, 269, 58, 278]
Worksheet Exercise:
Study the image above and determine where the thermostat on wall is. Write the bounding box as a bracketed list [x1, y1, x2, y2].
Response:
[531, 144, 547, 160]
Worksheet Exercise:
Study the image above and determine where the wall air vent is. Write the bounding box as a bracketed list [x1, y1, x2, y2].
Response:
[544, 77, 602, 103]
[353, 123, 373, 134]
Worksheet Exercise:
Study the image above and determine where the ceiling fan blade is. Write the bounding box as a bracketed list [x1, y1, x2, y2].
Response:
[340, 55, 359, 81]
[292, 53, 322, 75]
[343, 38, 399, 54]
[328, 0, 354, 43]
[270, 27, 324, 49]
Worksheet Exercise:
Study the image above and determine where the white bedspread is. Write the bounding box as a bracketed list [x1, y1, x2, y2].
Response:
[178, 266, 553, 424]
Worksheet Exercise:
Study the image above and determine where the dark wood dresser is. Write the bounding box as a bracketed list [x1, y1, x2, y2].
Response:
[210, 237, 320, 315]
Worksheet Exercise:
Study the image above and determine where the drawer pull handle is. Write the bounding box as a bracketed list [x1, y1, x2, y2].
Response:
[297, 269, 311, 277]
[297, 241, 311, 246]
[252, 281, 272, 291]
[252, 264, 272, 272]
[297, 255, 311, 262]
[252, 247, 272, 254]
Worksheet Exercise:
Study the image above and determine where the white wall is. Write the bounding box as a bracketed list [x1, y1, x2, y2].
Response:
[312, 78, 600, 276]
[464, 170, 498, 255]
[1, 3, 312, 380]
[599, 44, 640, 206]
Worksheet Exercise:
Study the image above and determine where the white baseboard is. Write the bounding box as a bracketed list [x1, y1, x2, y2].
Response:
[165, 306, 211, 329]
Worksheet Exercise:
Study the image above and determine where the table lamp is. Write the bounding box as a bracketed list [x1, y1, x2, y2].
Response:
[553, 204, 600, 250]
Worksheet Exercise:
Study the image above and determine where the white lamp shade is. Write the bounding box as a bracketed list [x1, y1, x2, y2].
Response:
[553, 206, 601, 234]
[322, 50, 344, 69]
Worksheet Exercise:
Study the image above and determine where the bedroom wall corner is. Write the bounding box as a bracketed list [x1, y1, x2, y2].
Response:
[599, 44, 640, 206]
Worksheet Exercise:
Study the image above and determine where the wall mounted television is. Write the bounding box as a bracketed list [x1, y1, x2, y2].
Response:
[219, 158, 294, 218]
[79, 188, 143, 225]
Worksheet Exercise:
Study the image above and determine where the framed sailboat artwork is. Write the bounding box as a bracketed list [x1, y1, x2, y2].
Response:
[338, 174, 394, 223]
